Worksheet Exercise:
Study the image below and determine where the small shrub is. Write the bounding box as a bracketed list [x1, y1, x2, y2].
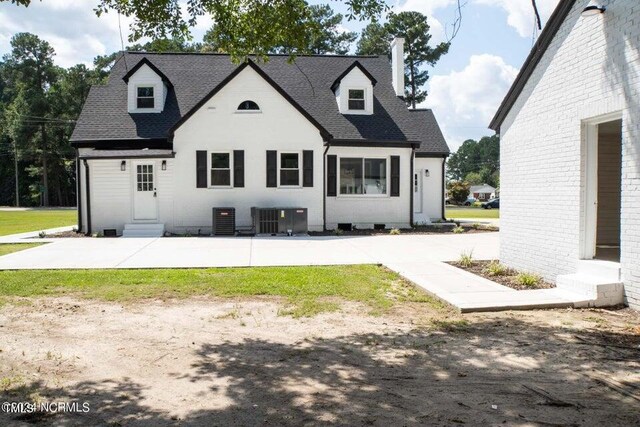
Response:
[458, 250, 474, 267]
[483, 260, 507, 276]
[452, 226, 465, 234]
[471, 223, 482, 230]
[389, 228, 401, 235]
[333, 228, 344, 236]
[515, 272, 541, 288]
[38, 231, 46, 239]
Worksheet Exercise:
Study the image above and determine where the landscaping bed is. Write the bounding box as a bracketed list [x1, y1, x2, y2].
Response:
[450, 259, 555, 290]
[309, 223, 498, 236]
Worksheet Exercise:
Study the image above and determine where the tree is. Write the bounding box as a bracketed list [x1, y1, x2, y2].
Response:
[2, 33, 57, 206]
[304, 4, 358, 55]
[447, 181, 470, 205]
[355, 22, 389, 56]
[447, 135, 499, 187]
[355, 12, 449, 108]
[385, 12, 449, 108]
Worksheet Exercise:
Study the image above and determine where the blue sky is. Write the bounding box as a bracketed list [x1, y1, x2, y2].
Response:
[0, 0, 560, 151]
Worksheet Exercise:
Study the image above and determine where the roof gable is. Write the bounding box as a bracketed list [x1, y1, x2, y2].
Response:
[122, 57, 173, 88]
[170, 59, 331, 141]
[331, 61, 378, 92]
[489, 0, 576, 132]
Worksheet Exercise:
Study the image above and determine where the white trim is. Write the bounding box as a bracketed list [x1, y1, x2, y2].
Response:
[131, 160, 159, 222]
[132, 83, 159, 113]
[277, 151, 302, 188]
[337, 155, 389, 198]
[209, 151, 234, 189]
[580, 111, 623, 260]
[346, 87, 368, 114]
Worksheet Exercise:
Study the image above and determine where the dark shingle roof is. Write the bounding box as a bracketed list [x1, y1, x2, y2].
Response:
[71, 52, 448, 155]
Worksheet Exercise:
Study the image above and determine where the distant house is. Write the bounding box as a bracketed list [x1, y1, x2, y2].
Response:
[469, 184, 496, 201]
[490, 0, 637, 309]
[70, 38, 450, 236]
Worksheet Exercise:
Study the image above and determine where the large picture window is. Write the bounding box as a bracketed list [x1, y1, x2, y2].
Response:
[211, 153, 231, 186]
[280, 153, 300, 186]
[348, 89, 365, 110]
[136, 86, 155, 109]
[339, 158, 387, 195]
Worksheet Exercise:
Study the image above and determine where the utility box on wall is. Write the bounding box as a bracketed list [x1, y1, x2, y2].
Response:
[212, 207, 236, 236]
[252, 207, 308, 235]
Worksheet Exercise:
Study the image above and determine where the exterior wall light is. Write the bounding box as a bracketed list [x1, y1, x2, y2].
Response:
[162, 160, 167, 170]
[582, 0, 606, 17]
[425, 169, 430, 177]
[121, 160, 126, 171]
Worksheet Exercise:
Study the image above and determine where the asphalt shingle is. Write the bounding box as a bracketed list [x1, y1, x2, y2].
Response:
[71, 52, 449, 155]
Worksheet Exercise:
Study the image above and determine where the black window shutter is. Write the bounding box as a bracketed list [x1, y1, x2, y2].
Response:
[303, 150, 313, 187]
[390, 155, 400, 197]
[196, 150, 207, 188]
[266, 150, 277, 187]
[327, 155, 337, 196]
[233, 150, 244, 188]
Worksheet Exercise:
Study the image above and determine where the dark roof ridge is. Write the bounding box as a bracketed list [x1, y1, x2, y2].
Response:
[489, 0, 577, 132]
[124, 51, 384, 59]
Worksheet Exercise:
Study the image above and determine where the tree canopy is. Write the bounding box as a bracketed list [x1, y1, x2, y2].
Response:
[356, 12, 449, 108]
[447, 135, 500, 188]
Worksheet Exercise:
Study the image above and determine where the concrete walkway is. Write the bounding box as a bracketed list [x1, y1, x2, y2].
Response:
[0, 232, 590, 312]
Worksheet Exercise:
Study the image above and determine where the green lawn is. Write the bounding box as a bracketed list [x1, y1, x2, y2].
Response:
[0, 265, 444, 317]
[0, 243, 44, 257]
[446, 207, 499, 219]
[0, 209, 77, 236]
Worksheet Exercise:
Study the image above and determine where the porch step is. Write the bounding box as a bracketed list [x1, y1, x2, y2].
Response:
[556, 273, 624, 308]
[122, 223, 165, 238]
[576, 259, 621, 282]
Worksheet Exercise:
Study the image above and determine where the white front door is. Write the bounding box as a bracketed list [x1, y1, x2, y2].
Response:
[133, 162, 158, 220]
[413, 170, 423, 213]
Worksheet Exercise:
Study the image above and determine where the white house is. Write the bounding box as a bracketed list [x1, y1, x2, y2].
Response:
[490, 0, 639, 309]
[70, 39, 449, 237]
[469, 184, 496, 201]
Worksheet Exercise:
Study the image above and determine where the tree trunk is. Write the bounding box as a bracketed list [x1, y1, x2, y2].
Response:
[409, 57, 417, 109]
[14, 141, 19, 207]
[41, 123, 49, 207]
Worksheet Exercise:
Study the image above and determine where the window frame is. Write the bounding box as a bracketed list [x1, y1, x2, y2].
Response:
[209, 151, 233, 188]
[135, 85, 156, 110]
[278, 151, 302, 188]
[236, 100, 262, 114]
[337, 156, 389, 198]
[347, 88, 366, 112]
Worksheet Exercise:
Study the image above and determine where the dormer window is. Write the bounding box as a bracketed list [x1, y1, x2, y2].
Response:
[348, 89, 366, 111]
[237, 100, 260, 111]
[136, 86, 155, 109]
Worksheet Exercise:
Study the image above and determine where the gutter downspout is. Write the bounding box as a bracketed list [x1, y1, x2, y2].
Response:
[83, 159, 92, 236]
[409, 147, 415, 227]
[76, 149, 83, 233]
[322, 143, 330, 231]
[441, 156, 447, 221]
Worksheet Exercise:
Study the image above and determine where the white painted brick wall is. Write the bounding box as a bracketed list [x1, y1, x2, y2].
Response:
[500, 0, 640, 309]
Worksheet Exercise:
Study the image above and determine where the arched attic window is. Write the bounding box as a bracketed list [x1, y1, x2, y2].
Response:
[237, 100, 260, 111]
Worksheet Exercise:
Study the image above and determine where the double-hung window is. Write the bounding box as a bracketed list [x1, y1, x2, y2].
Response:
[339, 157, 387, 195]
[211, 153, 231, 187]
[348, 89, 365, 111]
[280, 153, 300, 186]
[136, 86, 155, 109]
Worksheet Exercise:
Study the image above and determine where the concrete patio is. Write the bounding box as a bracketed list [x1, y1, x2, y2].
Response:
[0, 231, 593, 312]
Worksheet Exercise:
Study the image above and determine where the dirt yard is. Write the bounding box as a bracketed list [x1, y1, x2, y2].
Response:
[1, 297, 639, 426]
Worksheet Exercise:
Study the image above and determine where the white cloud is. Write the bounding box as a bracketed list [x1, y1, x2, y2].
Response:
[475, 0, 560, 37]
[423, 54, 518, 150]
[392, 0, 458, 44]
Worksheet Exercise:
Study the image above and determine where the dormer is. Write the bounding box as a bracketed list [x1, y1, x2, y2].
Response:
[123, 58, 172, 114]
[332, 61, 376, 115]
